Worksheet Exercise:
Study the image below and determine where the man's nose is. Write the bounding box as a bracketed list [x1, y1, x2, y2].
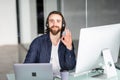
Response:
[53, 21, 57, 26]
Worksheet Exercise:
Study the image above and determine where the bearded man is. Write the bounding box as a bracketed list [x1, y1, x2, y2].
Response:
[24, 11, 76, 78]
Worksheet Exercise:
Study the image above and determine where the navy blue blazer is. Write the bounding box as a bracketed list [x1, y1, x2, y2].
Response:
[24, 34, 76, 71]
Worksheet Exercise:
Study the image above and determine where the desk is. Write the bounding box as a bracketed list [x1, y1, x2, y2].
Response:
[7, 69, 120, 80]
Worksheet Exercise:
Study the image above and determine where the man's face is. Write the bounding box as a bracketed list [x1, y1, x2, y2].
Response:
[48, 14, 62, 35]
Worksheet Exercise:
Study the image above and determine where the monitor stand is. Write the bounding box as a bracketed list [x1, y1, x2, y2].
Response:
[101, 48, 117, 79]
[115, 58, 120, 70]
[90, 49, 118, 79]
[115, 49, 120, 69]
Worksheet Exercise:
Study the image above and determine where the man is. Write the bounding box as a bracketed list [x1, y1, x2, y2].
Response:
[24, 11, 76, 77]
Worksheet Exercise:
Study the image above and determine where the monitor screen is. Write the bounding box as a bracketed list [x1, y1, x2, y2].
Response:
[74, 23, 120, 75]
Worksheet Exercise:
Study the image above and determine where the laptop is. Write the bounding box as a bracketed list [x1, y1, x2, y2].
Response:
[13, 63, 53, 80]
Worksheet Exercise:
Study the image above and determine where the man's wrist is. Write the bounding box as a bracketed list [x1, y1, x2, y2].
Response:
[67, 45, 72, 50]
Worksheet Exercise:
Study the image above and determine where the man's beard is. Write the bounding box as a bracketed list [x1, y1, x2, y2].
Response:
[49, 26, 62, 35]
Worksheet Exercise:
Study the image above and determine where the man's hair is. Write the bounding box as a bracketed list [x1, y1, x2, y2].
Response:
[45, 11, 66, 34]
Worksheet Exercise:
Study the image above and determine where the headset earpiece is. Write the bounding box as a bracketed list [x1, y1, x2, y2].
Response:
[46, 23, 48, 27]
[62, 23, 65, 28]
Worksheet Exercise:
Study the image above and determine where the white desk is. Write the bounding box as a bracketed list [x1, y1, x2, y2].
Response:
[7, 69, 120, 80]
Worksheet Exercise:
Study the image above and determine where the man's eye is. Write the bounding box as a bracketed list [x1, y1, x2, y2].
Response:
[49, 20, 54, 23]
[57, 20, 61, 23]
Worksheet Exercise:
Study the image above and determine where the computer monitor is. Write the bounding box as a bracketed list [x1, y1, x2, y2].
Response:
[74, 23, 120, 76]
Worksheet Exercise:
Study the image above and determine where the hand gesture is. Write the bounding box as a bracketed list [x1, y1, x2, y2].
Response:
[61, 29, 72, 50]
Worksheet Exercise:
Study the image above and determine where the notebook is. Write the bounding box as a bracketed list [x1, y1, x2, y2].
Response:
[13, 63, 53, 80]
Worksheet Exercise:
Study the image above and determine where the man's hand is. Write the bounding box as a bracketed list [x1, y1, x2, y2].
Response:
[61, 29, 72, 50]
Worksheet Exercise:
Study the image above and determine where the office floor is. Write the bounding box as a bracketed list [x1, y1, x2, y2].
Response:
[0, 45, 27, 80]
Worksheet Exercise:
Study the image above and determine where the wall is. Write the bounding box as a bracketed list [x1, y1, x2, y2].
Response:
[61, 0, 120, 40]
[61, 0, 86, 40]
[87, 0, 120, 27]
[19, 0, 37, 49]
[0, 0, 17, 45]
